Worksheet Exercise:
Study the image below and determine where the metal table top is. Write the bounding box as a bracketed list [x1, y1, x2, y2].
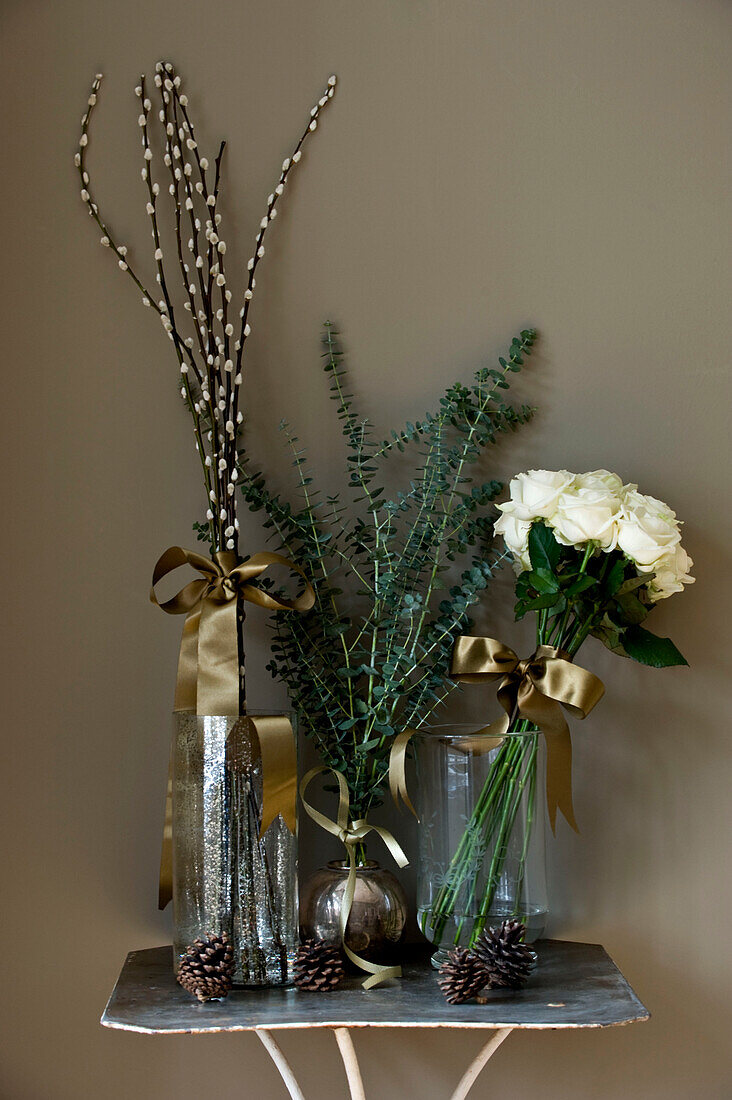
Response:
[101, 940, 648, 1034]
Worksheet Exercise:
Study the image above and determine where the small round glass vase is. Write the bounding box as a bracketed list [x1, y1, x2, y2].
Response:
[414, 726, 547, 969]
[299, 860, 408, 965]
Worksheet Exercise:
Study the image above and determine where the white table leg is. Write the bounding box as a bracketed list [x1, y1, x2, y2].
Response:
[255, 1028, 306, 1100]
[334, 1027, 366, 1100]
[449, 1027, 513, 1100]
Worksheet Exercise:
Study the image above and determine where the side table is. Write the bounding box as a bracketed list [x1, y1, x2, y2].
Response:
[101, 940, 648, 1099]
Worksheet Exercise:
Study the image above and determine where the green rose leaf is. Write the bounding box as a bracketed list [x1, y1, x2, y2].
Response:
[612, 591, 649, 626]
[591, 617, 628, 657]
[616, 574, 649, 596]
[602, 557, 627, 598]
[529, 568, 559, 595]
[514, 573, 532, 599]
[622, 625, 689, 667]
[515, 593, 566, 620]
[563, 574, 598, 598]
[528, 522, 560, 574]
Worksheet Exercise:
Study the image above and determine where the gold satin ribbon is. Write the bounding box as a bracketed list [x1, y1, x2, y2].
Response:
[388, 725, 507, 819]
[299, 766, 409, 989]
[388, 728, 420, 819]
[389, 638, 604, 834]
[151, 546, 315, 715]
[152, 544, 314, 910]
[451, 637, 604, 832]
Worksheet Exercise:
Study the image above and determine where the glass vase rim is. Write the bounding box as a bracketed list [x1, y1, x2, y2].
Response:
[411, 723, 538, 740]
[326, 859, 381, 874]
[173, 708, 293, 718]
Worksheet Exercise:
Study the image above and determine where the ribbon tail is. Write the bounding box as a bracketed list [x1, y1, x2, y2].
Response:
[250, 715, 298, 837]
[388, 729, 419, 818]
[158, 743, 174, 910]
[517, 680, 579, 835]
[469, 713, 510, 748]
[339, 833, 404, 989]
[544, 721, 578, 834]
[174, 607, 201, 713]
[196, 595, 240, 715]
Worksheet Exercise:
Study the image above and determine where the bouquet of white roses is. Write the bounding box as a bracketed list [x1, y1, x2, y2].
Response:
[423, 469, 693, 953]
[495, 469, 693, 660]
[497, 468, 691, 616]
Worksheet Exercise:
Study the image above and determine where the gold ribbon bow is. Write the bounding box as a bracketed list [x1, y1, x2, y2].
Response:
[389, 637, 604, 834]
[151, 546, 315, 715]
[299, 767, 409, 989]
[451, 636, 604, 832]
[152, 545, 315, 909]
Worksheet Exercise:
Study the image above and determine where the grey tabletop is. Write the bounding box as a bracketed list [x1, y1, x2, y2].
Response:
[101, 940, 648, 1034]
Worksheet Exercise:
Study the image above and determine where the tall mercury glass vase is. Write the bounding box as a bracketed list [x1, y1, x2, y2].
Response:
[172, 710, 298, 986]
[415, 726, 547, 969]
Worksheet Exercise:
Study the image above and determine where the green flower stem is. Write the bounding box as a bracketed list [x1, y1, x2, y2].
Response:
[433, 734, 537, 949]
[513, 738, 538, 906]
[450, 743, 526, 945]
[427, 736, 524, 942]
[354, 841, 369, 867]
[469, 735, 538, 944]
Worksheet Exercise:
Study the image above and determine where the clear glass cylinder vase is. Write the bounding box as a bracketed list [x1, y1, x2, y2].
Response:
[415, 726, 547, 968]
[172, 711, 298, 986]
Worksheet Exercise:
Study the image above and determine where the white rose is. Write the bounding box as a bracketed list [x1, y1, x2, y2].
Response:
[550, 486, 620, 548]
[576, 469, 625, 497]
[494, 512, 531, 571]
[623, 487, 677, 521]
[617, 491, 681, 570]
[647, 544, 695, 601]
[500, 469, 575, 522]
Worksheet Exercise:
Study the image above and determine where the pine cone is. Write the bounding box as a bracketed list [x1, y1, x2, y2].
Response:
[177, 931, 235, 1003]
[294, 939, 345, 992]
[473, 919, 534, 990]
[438, 947, 489, 1005]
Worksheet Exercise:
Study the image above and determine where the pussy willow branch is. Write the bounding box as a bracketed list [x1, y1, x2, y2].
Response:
[154, 74, 230, 530]
[76, 61, 337, 553]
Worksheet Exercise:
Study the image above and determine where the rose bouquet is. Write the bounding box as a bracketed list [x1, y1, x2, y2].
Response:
[421, 468, 693, 954]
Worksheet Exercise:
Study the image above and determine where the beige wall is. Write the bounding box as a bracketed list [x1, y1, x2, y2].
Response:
[2, 0, 731, 1096]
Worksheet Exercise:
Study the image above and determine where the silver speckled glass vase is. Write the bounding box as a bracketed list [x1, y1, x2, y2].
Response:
[172, 711, 298, 986]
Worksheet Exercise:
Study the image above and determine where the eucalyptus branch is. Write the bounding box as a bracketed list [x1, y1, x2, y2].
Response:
[239, 324, 538, 817]
[400, 369, 499, 666]
[282, 421, 355, 721]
